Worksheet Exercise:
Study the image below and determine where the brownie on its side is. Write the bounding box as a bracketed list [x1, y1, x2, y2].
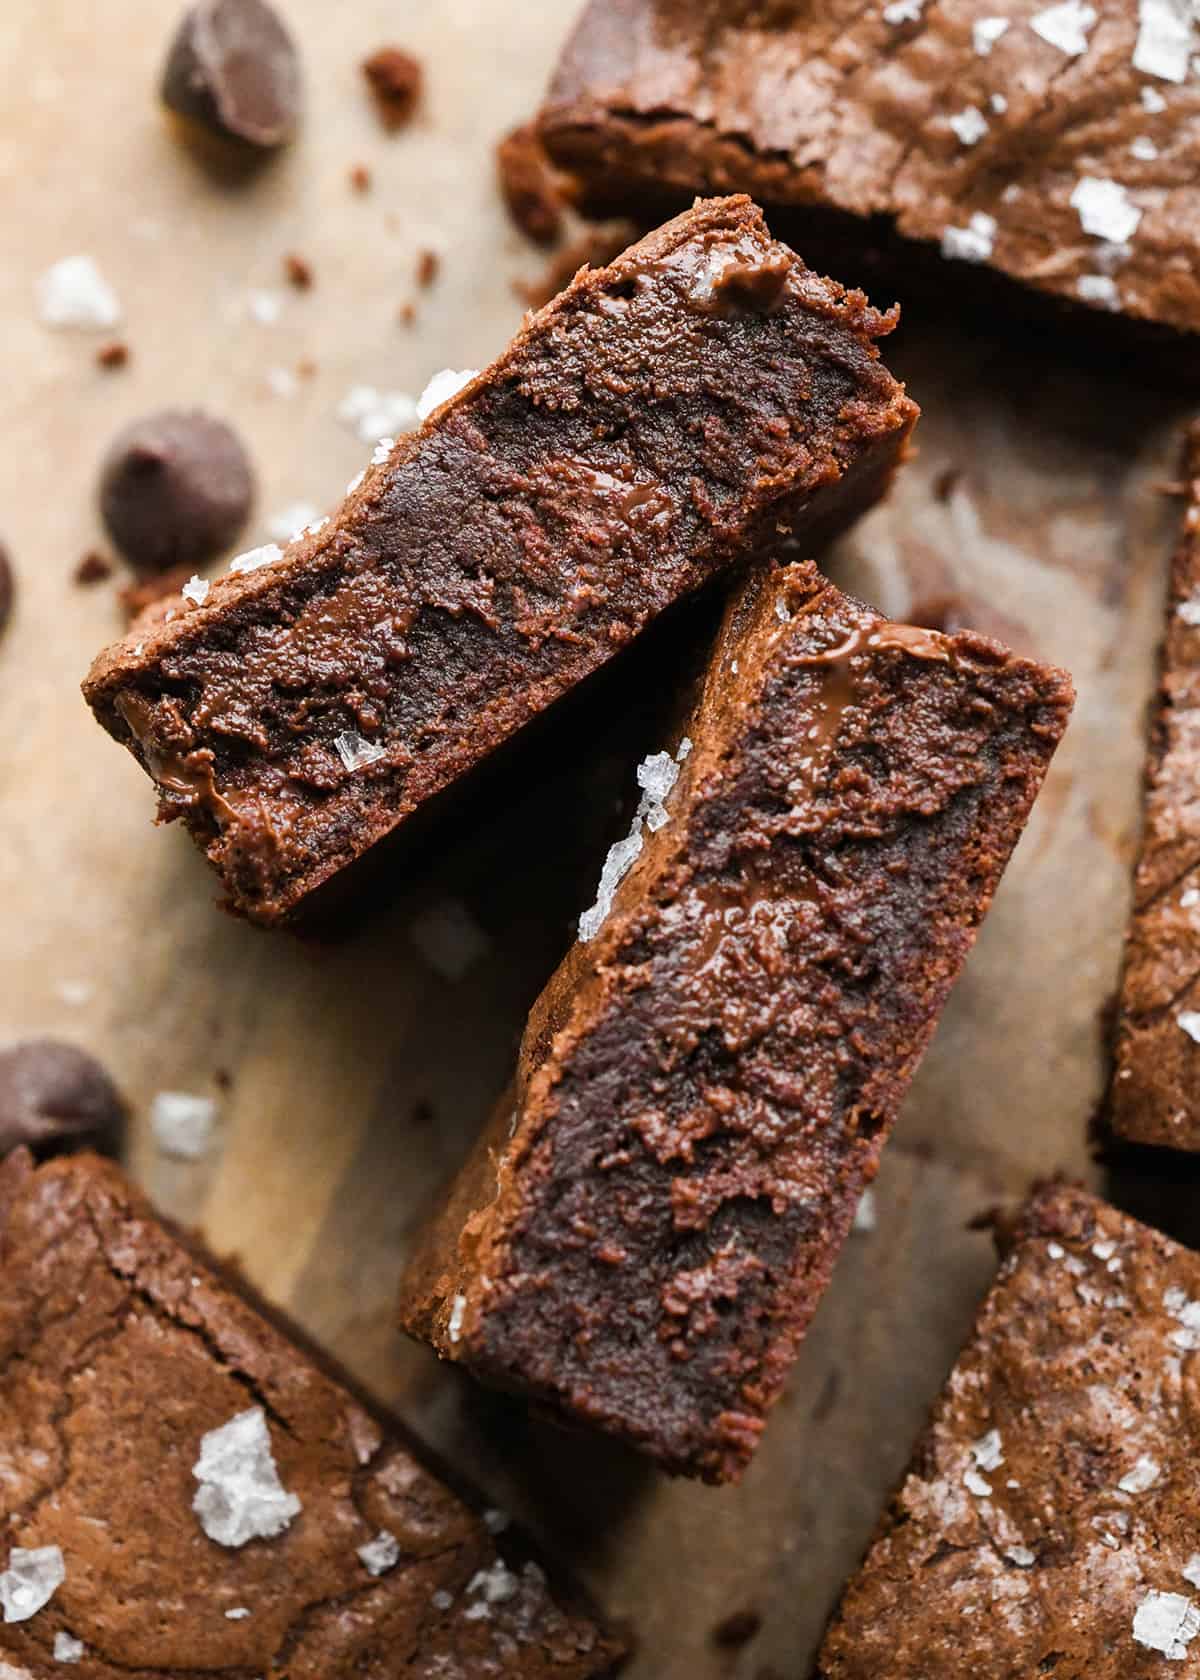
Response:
[1112, 423, 1200, 1150]
[818, 1184, 1200, 1675]
[82, 196, 917, 928]
[397, 561, 1074, 1484]
[538, 0, 1200, 338]
[0, 1150, 620, 1678]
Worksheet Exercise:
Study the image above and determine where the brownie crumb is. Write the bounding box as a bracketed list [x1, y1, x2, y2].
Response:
[74, 550, 113, 585]
[0, 1040, 125, 1160]
[283, 252, 313, 290]
[496, 123, 570, 246]
[0, 541, 13, 636]
[397, 301, 416, 326]
[710, 1608, 762, 1649]
[516, 221, 638, 309]
[416, 249, 439, 288]
[362, 47, 422, 131]
[95, 341, 130, 370]
[161, 0, 302, 150]
[99, 409, 253, 574]
[349, 162, 372, 193]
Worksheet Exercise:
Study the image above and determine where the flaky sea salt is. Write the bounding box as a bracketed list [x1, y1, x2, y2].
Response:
[1183, 1556, 1200, 1589]
[1178, 1011, 1200, 1043]
[346, 469, 366, 496]
[1030, 0, 1097, 54]
[467, 1561, 520, 1607]
[883, 0, 925, 21]
[1133, 0, 1195, 81]
[1118, 1454, 1161, 1493]
[1093, 1239, 1118, 1261]
[416, 368, 479, 422]
[1078, 275, 1120, 308]
[54, 1630, 84, 1662]
[974, 15, 1011, 52]
[409, 897, 490, 983]
[181, 574, 210, 607]
[1142, 84, 1169, 111]
[371, 437, 395, 466]
[1006, 1545, 1036, 1567]
[971, 1429, 1005, 1471]
[225, 1607, 250, 1620]
[578, 737, 692, 941]
[229, 542, 283, 576]
[0, 1546, 65, 1623]
[266, 365, 298, 399]
[57, 979, 93, 1007]
[964, 1466, 993, 1497]
[483, 1508, 510, 1534]
[1047, 1241, 1066, 1259]
[37, 255, 121, 330]
[991, 92, 1009, 111]
[334, 731, 386, 773]
[337, 385, 419, 444]
[1071, 178, 1143, 243]
[447, 1295, 467, 1343]
[247, 290, 282, 325]
[941, 212, 998, 263]
[1134, 1589, 1200, 1658]
[1131, 135, 1161, 159]
[1183, 887, 1200, 908]
[192, 1407, 301, 1548]
[358, 1530, 401, 1577]
[266, 503, 319, 544]
[151, 1091, 217, 1161]
[853, 1187, 877, 1232]
[949, 107, 989, 145]
[432, 1589, 455, 1611]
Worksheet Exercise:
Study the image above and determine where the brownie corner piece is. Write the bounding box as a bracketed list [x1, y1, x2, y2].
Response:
[816, 1181, 1200, 1676]
[0, 1148, 621, 1677]
[397, 560, 1073, 1483]
[82, 196, 916, 929]
[1112, 420, 1200, 1150]
[537, 0, 1200, 340]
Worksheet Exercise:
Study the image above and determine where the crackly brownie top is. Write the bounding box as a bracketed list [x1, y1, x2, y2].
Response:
[1113, 421, 1200, 1148]
[0, 1151, 616, 1678]
[819, 1183, 1200, 1676]
[542, 0, 1200, 334]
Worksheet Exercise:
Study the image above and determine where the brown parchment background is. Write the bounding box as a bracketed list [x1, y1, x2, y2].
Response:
[0, 1, 1194, 1675]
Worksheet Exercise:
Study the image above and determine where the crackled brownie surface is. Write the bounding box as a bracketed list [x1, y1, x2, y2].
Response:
[819, 1184, 1200, 1675]
[397, 561, 1073, 1483]
[82, 195, 916, 926]
[539, 0, 1200, 336]
[1112, 423, 1200, 1150]
[0, 1151, 619, 1678]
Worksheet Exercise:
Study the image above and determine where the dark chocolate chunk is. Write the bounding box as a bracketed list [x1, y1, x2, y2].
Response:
[361, 46, 422, 131]
[0, 1040, 125, 1159]
[0, 540, 12, 636]
[99, 409, 253, 575]
[161, 0, 302, 150]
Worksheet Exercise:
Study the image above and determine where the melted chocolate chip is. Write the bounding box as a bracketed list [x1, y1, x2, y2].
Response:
[99, 409, 253, 574]
[0, 1041, 126, 1160]
[162, 0, 302, 150]
[0, 541, 12, 636]
[361, 46, 422, 131]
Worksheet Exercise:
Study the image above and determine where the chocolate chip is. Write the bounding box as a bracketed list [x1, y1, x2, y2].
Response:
[99, 409, 253, 574]
[0, 541, 12, 637]
[0, 1041, 126, 1160]
[162, 0, 302, 150]
[361, 46, 422, 131]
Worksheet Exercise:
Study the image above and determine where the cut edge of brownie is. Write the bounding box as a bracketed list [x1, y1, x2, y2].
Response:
[81, 196, 917, 928]
[398, 560, 1074, 1483]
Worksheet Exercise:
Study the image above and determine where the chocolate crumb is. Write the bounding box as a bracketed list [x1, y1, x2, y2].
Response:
[96, 341, 130, 370]
[161, 0, 303, 150]
[397, 302, 416, 327]
[349, 162, 372, 193]
[362, 46, 422, 131]
[0, 1040, 126, 1160]
[283, 252, 313, 290]
[416, 249, 439, 288]
[296, 357, 317, 379]
[74, 550, 113, 585]
[119, 564, 194, 622]
[99, 409, 253, 575]
[0, 542, 13, 636]
[496, 123, 570, 246]
[711, 1608, 762, 1649]
[516, 221, 639, 310]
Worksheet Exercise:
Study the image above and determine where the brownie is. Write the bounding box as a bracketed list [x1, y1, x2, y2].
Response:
[1112, 423, 1200, 1150]
[817, 1182, 1200, 1675]
[0, 1149, 620, 1677]
[82, 197, 916, 928]
[538, 0, 1200, 338]
[396, 560, 1074, 1483]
